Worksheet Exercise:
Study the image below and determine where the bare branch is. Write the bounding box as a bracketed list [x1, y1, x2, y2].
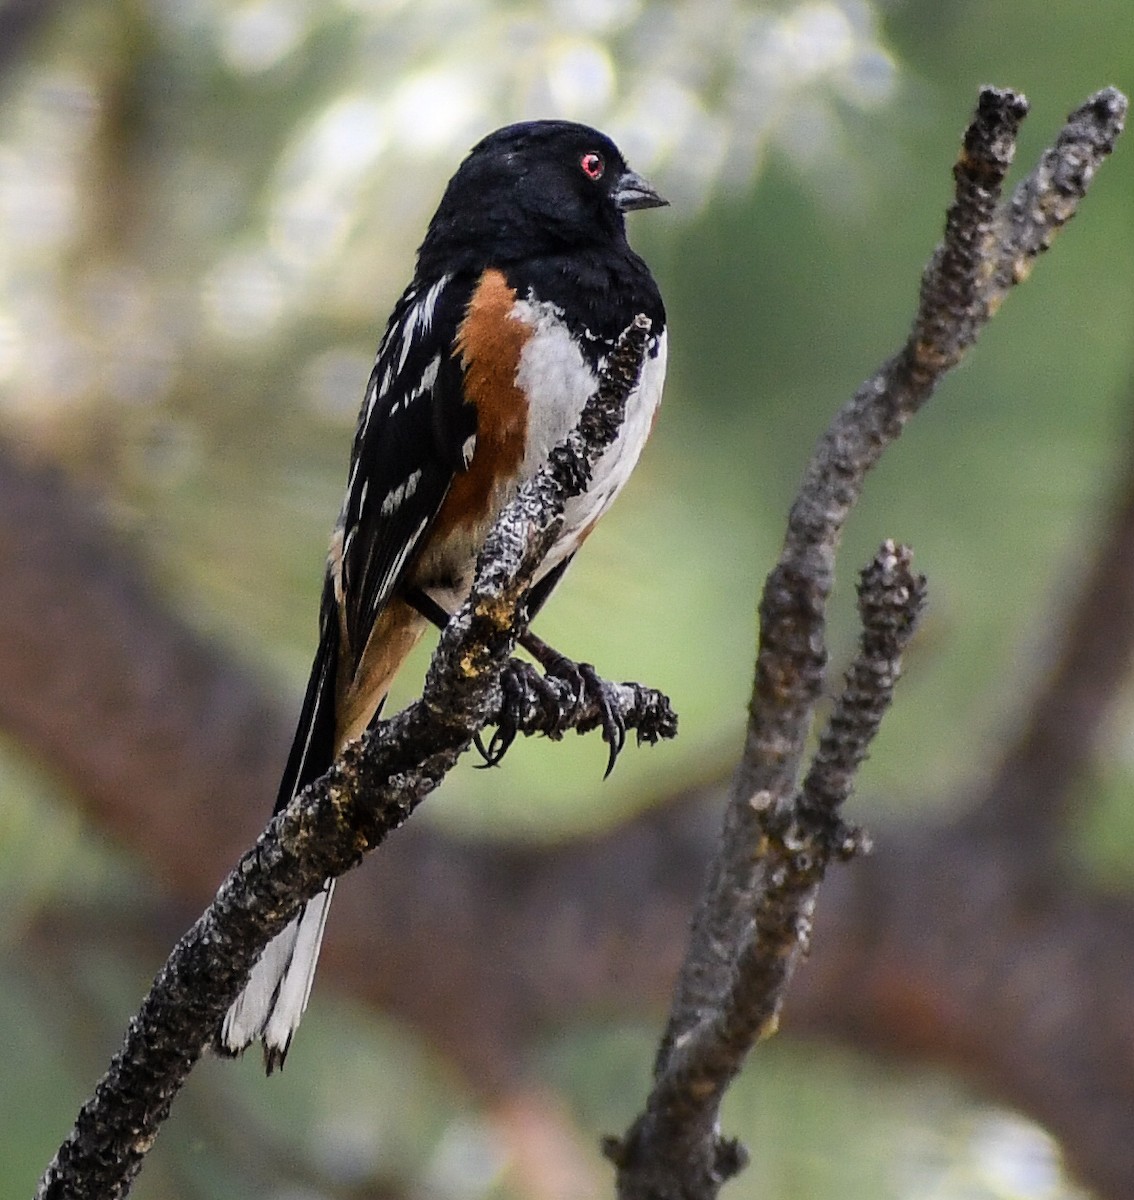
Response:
[610, 86, 1126, 1200]
[801, 541, 927, 822]
[36, 317, 670, 1200]
[607, 546, 925, 1196]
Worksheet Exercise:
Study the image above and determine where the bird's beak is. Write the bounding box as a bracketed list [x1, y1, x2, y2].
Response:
[614, 169, 668, 212]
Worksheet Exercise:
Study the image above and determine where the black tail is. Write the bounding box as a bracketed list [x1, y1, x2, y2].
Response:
[220, 578, 342, 1068]
[274, 578, 341, 813]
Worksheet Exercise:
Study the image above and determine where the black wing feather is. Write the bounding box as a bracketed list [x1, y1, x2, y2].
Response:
[273, 273, 477, 813]
[338, 274, 476, 666]
[273, 578, 340, 813]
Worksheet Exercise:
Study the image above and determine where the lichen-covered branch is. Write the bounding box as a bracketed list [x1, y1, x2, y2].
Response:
[36, 316, 671, 1200]
[610, 86, 1126, 1200]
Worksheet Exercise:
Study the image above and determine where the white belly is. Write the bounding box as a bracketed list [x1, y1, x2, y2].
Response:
[423, 304, 666, 614]
[511, 296, 667, 580]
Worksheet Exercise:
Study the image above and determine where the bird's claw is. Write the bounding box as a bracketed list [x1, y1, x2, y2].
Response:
[477, 656, 626, 775]
[476, 659, 562, 768]
[574, 662, 626, 778]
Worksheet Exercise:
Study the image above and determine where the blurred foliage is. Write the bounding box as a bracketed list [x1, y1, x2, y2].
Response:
[3, 0, 1133, 1196]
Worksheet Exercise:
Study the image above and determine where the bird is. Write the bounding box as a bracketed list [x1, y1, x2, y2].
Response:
[219, 119, 668, 1071]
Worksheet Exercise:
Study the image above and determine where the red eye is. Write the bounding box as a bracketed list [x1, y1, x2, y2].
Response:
[580, 152, 604, 181]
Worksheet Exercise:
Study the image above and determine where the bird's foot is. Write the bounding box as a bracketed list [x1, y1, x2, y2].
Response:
[479, 650, 626, 777]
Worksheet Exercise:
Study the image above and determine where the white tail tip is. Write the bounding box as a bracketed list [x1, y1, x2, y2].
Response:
[220, 880, 334, 1072]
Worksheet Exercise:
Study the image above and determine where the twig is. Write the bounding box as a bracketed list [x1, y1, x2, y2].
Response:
[36, 316, 668, 1200]
[608, 86, 1126, 1200]
[800, 542, 928, 824]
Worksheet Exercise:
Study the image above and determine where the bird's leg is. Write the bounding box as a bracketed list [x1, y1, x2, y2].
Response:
[404, 586, 451, 631]
[404, 587, 626, 776]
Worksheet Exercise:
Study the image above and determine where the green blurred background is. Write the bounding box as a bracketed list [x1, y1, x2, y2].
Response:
[2, 0, 1132, 1196]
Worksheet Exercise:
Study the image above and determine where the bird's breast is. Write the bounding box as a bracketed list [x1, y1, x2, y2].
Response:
[416, 268, 666, 606]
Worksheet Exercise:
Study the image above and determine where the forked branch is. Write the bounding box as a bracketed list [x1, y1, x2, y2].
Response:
[608, 86, 1126, 1200]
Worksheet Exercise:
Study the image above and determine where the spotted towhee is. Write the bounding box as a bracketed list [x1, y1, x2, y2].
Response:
[221, 120, 668, 1069]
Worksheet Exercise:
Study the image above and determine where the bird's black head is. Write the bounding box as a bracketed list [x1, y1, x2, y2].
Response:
[416, 120, 666, 278]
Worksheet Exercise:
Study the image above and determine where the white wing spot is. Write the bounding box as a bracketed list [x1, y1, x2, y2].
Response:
[461, 433, 477, 467]
[376, 275, 449, 405]
[419, 275, 448, 333]
[362, 377, 379, 425]
[420, 353, 440, 392]
[397, 313, 416, 372]
[391, 354, 441, 416]
[380, 469, 423, 517]
[380, 484, 402, 517]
